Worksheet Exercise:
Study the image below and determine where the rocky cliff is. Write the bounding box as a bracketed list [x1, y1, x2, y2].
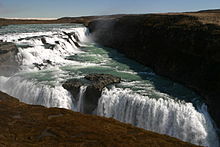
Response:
[63, 74, 121, 113]
[88, 13, 220, 128]
[0, 91, 199, 147]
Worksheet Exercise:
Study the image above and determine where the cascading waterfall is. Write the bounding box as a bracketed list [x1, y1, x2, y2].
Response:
[0, 26, 89, 72]
[0, 24, 219, 147]
[0, 75, 74, 109]
[97, 87, 219, 147]
[0, 25, 89, 109]
[77, 86, 87, 113]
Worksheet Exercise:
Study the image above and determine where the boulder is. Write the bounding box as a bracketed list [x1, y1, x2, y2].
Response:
[63, 74, 121, 113]
[0, 42, 19, 76]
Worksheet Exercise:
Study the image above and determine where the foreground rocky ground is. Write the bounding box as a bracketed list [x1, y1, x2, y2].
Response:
[88, 10, 220, 129]
[0, 91, 199, 147]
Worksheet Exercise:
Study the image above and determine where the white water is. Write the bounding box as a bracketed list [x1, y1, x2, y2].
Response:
[0, 25, 90, 108]
[77, 86, 87, 113]
[97, 87, 219, 146]
[0, 27, 90, 72]
[0, 76, 74, 109]
[0, 24, 219, 147]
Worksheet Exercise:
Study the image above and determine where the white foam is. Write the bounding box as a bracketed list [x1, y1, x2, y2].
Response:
[0, 27, 89, 71]
[76, 86, 87, 112]
[97, 87, 219, 147]
[0, 76, 73, 109]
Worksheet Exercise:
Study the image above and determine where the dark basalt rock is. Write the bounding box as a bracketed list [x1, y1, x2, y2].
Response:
[0, 42, 19, 76]
[33, 63, 44, 70]
[88, 14, 220, 128]
[55, 41, 60, 44]
[85, 74, 121, 90]
[33, 60, 53, 70]
[63, 74, 121, 113]
[0, 42, 18, 55]
[62, 31, 80, 47]
[62, 79, 84, 101]
[41, 38, 56, 50]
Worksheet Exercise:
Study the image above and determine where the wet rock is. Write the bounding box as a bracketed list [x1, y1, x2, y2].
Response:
[33, 60, 53, 70]
[33, 63, 44, 70]
[0, 42, 19, 76]
[84, 74, 121, 113]
[41, 38, 47, 44]
[43, 59, 52, 65]
[55, 41, 60, 44]
[41, 38, 56, 50]
[63, 74, 121, 113]
[18, 35, 46, 41]
[85, 74, 121, 90]
[72, 32, 80, 42]
[0, 42, 17, 55]
[62, 79, 84, 101]
[63, 31, 80, 47]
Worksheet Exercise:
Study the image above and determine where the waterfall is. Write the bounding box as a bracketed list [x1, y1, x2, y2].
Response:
[0, 27, 89, 72]
[0, 75, 74, 109]
[0, 24, 219, 147]
[97, 87, 219, 147]
[77, 86, 87, 113]
[0, 26, 90, 110]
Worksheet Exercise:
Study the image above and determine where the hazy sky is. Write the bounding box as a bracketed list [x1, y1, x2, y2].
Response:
[0, 0, 220, 18]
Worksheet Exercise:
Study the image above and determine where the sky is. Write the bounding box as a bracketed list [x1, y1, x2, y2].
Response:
[0, 0, 220, 18]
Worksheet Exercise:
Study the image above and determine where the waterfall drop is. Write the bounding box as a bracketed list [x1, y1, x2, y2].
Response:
[97, 87, 219, 147]
[0, 24, 219, 147]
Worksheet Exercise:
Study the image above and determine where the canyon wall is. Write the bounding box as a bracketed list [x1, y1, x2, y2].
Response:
[88, 13, 220, 128]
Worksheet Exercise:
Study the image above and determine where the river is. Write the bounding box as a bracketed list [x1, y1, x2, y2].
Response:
[0, 24, 218, 146]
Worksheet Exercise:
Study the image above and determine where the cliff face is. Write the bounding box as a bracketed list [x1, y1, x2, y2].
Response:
[88, 14, 220, 128]
[63, 74, 121, 113]
[0, 91, 199, 147]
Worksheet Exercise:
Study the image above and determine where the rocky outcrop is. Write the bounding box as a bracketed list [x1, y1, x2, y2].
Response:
[41, 38, 56, 50]
[63, 74, 121, 113]
[88, 13, 220, 128]
[62, 31, 81, 47]
[84, 74, 121, 91]
[0, 91, 200, 146]
[0, 42, 19, 76]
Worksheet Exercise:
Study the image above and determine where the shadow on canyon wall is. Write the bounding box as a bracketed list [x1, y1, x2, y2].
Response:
[88, 13, 220, 129]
